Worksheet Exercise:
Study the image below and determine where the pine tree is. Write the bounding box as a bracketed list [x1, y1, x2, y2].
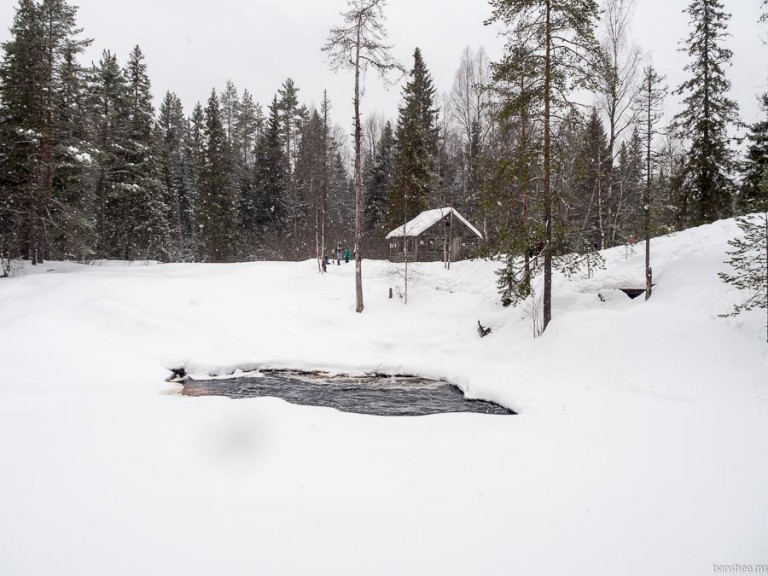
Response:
[236, 89, 258, 168]
[487, 37, 545, 302]
[197, 89, 237, 262]
[220, 80, 239, 150]
[278, 78, 304, 239]
[389, 48, 439, 229]
[488, 0, 601, 333]
[674, 0, 739, 226]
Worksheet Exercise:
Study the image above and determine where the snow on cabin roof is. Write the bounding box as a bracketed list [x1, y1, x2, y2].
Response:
[385, 208, 483, 240]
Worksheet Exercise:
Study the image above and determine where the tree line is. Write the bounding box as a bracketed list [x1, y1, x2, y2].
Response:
[0, 0, 356, 266]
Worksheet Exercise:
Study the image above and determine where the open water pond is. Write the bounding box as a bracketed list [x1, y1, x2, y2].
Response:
[181, 370, 514, 417]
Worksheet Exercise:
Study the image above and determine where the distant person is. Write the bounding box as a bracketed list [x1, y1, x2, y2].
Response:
[335, 242, 343, 265]
[344, 248, 351, 264]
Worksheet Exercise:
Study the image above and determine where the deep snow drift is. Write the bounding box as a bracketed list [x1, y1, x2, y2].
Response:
[0, 218, 766, 576]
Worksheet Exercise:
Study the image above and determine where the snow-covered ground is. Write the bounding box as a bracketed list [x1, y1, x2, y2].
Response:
[1, 218, 766, 576]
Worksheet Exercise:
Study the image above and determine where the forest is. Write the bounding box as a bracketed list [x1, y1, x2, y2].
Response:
[0, 0, 766, 330]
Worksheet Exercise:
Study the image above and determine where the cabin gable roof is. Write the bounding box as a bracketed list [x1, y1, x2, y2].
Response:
[385, 208, 483, 240]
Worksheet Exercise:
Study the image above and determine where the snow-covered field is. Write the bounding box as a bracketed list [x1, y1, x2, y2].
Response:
[1, 219, 766, 576]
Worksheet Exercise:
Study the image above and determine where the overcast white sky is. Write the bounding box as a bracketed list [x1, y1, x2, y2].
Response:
[1, 0, 766, 137]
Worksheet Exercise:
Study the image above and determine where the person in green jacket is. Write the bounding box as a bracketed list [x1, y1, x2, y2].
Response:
[344, 248, 351, 263]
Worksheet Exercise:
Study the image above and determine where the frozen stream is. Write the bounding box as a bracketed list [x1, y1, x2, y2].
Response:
[181, 371, 514, 416]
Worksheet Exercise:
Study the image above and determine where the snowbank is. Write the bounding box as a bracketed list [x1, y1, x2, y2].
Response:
[0, 218, 765, 576]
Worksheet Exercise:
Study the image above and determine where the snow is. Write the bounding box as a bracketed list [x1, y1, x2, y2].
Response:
[0, 218, 766, 576]
[67, 145, 93, 164]
[385, 207, 484, 239]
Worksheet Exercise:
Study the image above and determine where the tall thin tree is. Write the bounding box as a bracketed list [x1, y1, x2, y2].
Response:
[488, 0, 601, 334]
[323, 0, 402, 313]
[635, 65, 667, 300]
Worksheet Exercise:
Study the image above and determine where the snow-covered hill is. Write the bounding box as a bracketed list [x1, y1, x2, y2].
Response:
[0, 218, 765, 576]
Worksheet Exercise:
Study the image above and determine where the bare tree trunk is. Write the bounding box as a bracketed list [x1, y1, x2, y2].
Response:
[543, 0, 553, 333]
[763, 215, 768, 342]
[403, 224, 409, 305]
[321, 93, 329, 273]
[644, 83, 653, 301]
[445, 208, 454, 270]
[324, 0, 401, 311]
[644, 71, 654, 300]
[521, 115, 531, 292]
[597, 145, 606, 250]
[353, 21, 364, 313]
[314, 180, 322, 273]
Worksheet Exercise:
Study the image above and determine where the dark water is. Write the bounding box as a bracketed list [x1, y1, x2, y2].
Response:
[181, 371, 514, 417]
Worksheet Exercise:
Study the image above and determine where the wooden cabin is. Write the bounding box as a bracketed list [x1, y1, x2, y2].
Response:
[386, 208, 483, 263]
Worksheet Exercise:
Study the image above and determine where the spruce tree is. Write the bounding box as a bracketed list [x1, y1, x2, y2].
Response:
[365, 120, 395, 232]
[327, 148, 353, 245]
[253, 96, 288, 236]
[573, 108, 611, 248]
[89, 49, 129, 259]
[50, 38, 94, 260]
[109, 45, 169, 260]
[674, 0, 739, 226]
[612, 127, 643, 242]
[197, 89, 237, 262]
[186, 102, 205, 245]
[389, 48, 439, 229]
[739, 95, 768, 213]
[294, 108, 326, 258]
[158, 91, 195, 257]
